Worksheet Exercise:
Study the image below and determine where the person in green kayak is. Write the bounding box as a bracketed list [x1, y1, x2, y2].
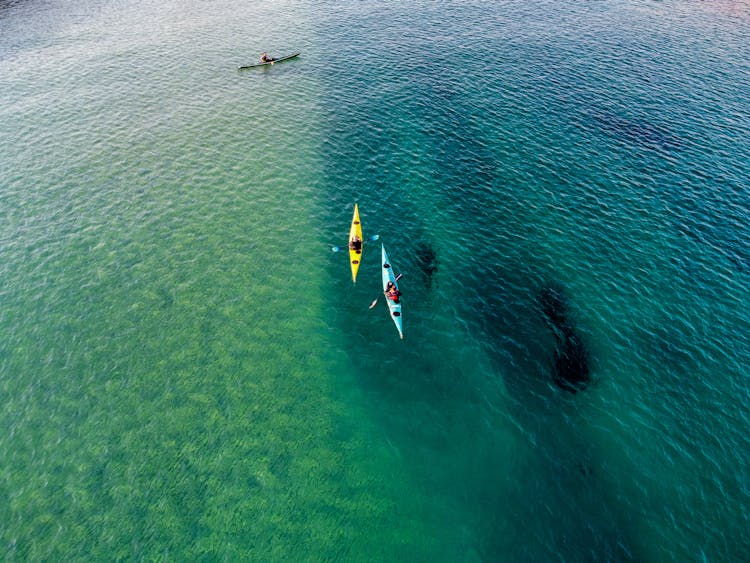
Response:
[260, 52, 275, 64]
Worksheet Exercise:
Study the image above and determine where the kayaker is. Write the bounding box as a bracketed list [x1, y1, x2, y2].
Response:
[385, 281, 401, 303]
[349, 235, 362, 251]
[260, 52, 275, 63]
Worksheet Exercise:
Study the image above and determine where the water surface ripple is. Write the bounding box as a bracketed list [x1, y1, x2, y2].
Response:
[1, 0, 749, 560]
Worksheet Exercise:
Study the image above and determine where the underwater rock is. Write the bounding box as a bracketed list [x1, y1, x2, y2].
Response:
[540, 287, 590, 393]
[552, 332, 590, 393]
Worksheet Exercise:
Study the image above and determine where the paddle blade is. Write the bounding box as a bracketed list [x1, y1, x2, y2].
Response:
[368, 299, 378, 309]
[331, 246, 342, 252]
[369, 234, 380, 241]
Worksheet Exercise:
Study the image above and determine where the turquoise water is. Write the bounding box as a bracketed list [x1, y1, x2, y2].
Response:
[2, 0, 749, 560]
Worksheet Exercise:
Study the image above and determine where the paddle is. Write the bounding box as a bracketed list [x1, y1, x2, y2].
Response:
[369, 273, 403, 309]
[331, 234, 380, 252]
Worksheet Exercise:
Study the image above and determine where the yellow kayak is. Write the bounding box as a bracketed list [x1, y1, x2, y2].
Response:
[348, 204, 363, 283]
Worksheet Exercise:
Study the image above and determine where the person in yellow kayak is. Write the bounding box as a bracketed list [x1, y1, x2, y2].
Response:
[260, 52, 275, 64]
[349, 235, 362, 251]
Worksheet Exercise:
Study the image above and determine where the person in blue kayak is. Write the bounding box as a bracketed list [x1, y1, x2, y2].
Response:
[385, 281, 401, 303]
[260, 52, 275, 64]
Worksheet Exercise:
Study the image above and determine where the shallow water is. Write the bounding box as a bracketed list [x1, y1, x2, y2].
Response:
[1, 0, 749, 560]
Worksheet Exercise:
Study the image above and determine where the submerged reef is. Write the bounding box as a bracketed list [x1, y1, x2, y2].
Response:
[540, 287, 590, 393]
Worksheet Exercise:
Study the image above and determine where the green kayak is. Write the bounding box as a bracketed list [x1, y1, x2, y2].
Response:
[238, 52, 300, 70]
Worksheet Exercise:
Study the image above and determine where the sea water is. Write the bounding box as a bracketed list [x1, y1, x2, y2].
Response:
[1, 0, 749, 560]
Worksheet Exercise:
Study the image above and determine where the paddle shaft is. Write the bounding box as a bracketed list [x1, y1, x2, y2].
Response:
[331, 234, 379, 252]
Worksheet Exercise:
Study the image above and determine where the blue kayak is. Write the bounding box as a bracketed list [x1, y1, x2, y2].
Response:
[381, 244, 403, 339]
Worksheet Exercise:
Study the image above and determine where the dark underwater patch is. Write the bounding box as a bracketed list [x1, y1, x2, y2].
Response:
[675, 200, 750, 276]
[414, 243, 438, 287]
[540, 287, 591, 393]
[157, 286, 175, 309]
[589, 109, 682, 151]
